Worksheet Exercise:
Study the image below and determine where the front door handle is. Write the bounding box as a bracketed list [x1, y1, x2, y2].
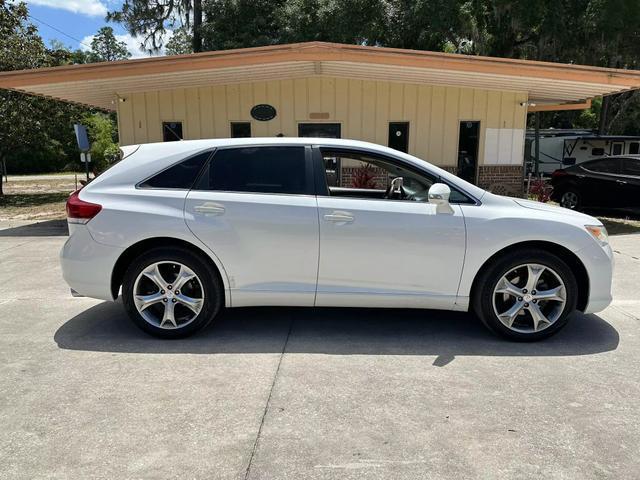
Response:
[194, 203, 226, 216]
[323, 211, 354, 224]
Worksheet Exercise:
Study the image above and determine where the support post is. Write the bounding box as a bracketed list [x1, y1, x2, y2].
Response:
[534, 112, 540, 176]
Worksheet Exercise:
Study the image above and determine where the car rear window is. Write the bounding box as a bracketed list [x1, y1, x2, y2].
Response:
[139, 151, 211, 189]
[196, 146, 309, 195]
[583, 158, 620, 174]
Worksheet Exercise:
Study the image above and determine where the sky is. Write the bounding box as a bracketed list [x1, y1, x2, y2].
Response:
[22, 0, 172, 58]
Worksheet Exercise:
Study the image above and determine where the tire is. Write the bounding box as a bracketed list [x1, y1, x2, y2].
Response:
[122, 246, 223, 339]
[472, 249, 578, 341]
[558, 187, 581, 210]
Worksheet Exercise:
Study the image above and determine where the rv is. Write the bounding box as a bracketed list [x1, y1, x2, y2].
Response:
[525, 129, 640, 175]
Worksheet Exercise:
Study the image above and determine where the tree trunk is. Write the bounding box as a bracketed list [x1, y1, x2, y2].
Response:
[193, 0, 203, 53]
[0, 155, 4, 196]
[599, 95, 610, 135]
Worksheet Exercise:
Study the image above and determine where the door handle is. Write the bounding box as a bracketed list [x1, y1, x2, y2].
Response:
[616, 179, 627, 184]
[323, 211, 354, 224]
[194, 203, 226, 215]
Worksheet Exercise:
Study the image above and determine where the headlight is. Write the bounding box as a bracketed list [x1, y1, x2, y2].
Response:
[585, 225, 609, 246]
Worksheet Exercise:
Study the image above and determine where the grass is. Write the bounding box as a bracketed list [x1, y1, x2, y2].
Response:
[0, 178, 76, 221]
[598, 216, 640, 236]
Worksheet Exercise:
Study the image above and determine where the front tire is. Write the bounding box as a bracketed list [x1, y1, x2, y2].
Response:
[122, 247, 223, 339]
[559, 188, 581, 210]
[473, 249, 578, 341]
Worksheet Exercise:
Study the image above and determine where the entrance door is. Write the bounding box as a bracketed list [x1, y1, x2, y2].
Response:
[388, 122, 409, 153]
[457, 121, 480, 183]
[298, 123, 341, 138]
[611, 142, 624, 156]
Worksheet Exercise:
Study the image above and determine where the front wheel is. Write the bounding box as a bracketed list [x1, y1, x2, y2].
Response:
[559, 188, 581, 210]
[473, 249, 578, 341]
[122, 247, 223, 338]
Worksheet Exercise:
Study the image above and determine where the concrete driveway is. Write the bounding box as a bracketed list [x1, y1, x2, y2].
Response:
[1, 220, 638, 479]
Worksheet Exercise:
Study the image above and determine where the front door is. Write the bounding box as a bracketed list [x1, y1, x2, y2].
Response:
[184, 145, 319, 307]
[313, 147, 467, 309]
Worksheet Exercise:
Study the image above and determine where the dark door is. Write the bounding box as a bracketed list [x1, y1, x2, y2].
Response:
[619, 157, 640, 208]
[388, 122, 409, 153]
[579, 158, 623, 207]
[458, 121, 480, 183]
[611, 142, 624, 156]
[298, 123, 341, 138]
[299, 123, 342, 185]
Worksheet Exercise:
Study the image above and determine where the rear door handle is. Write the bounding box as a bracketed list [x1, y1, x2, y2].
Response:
[194, 203, 226, 216]
[323, 211, 354, 224]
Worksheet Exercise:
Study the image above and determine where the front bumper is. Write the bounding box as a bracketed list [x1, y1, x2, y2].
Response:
[60, 224, 124, 301]
[579, 242, 614, 314]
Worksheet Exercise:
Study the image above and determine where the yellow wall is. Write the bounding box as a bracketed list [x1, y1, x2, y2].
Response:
[117, 77, 528, 167]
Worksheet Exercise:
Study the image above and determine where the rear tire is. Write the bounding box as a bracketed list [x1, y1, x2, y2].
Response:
[473, 249, 578, 341]
[122, 247, 223, 339]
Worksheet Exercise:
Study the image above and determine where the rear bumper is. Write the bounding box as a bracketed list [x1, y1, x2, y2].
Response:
[60, 224, 124, 301]
[579, 243, 614, 314]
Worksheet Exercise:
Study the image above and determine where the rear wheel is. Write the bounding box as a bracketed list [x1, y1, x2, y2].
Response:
[122, 247, 223, 338]
[473, 249, 578, 341]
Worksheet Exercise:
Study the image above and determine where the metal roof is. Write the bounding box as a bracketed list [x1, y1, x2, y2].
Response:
[1, 41, 640, 111]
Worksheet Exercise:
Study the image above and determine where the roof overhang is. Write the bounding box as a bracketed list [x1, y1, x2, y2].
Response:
[1, 41, 639, 112]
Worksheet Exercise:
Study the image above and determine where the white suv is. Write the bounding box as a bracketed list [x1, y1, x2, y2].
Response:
[61, 138, 613, 341]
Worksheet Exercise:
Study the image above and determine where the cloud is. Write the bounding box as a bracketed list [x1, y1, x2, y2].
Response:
[26, 0, 108, 17]
[80, 31, 174, 59]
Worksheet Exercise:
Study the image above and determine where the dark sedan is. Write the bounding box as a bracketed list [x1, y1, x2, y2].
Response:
[550, 156, 640, 213]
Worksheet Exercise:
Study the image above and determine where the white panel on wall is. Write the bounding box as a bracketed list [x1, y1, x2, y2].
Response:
[484, 128, 525, 165]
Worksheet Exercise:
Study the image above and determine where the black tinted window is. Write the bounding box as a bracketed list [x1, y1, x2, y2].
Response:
[622, 158, 640, 176]
[140, 151, 210, 189]
[584, 158, 620, 174]
[198, 146, 308, 194]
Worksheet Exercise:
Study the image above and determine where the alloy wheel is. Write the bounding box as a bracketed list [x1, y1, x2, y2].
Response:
[492, 263, 567, 334]
[560, 191, 579, 209]
[133, 261, 204, 329]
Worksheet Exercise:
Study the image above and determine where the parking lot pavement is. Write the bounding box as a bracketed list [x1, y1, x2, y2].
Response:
[1, 225, 639, 479]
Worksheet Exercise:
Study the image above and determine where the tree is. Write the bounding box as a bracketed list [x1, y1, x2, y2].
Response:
[89, 27, 130, 62]
[108, 0, 204, 53]
[165, 27, 193, 55]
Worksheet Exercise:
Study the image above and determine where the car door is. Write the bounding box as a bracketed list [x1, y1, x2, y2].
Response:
[313, 147, 467, 310]
[619, 158, 640, 209]
[580, 158, 623, 208]
[184, 145, 319, 307]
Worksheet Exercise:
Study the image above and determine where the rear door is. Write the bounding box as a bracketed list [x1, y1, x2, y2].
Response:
[184, 145, 319, 307]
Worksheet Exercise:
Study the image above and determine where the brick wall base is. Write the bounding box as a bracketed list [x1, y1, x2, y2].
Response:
[476, 165, 524, 196]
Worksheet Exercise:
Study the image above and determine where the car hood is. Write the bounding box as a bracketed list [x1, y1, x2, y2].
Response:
[512, 198, 600, 224]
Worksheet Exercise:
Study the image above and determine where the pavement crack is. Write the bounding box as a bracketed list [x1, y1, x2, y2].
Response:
[243, 317, 294, 480]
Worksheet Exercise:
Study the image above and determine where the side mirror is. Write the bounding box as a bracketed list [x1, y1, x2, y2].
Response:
[428, 183, 454, 214]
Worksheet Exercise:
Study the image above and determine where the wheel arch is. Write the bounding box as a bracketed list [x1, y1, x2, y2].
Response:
[470, 240, 589, 312]
[111, 237, 230, 305]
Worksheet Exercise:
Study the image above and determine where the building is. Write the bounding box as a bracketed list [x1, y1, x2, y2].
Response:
[2, 41, 640, 191]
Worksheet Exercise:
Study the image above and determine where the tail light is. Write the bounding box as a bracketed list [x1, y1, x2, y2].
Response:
[551, 169, 568, 178]
[66, 190, 102, 224]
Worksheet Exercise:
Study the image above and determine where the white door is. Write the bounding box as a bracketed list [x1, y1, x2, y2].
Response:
[184, 145, 319, 307]
[314, 148, 467, 309]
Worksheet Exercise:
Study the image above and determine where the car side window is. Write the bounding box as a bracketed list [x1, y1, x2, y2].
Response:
[583, 158, 621, 174]
[319, 149, 473, 204]
[196, 146, 310, 195]
[139, 151, 211, 189]
[621, 158, 640, 177]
